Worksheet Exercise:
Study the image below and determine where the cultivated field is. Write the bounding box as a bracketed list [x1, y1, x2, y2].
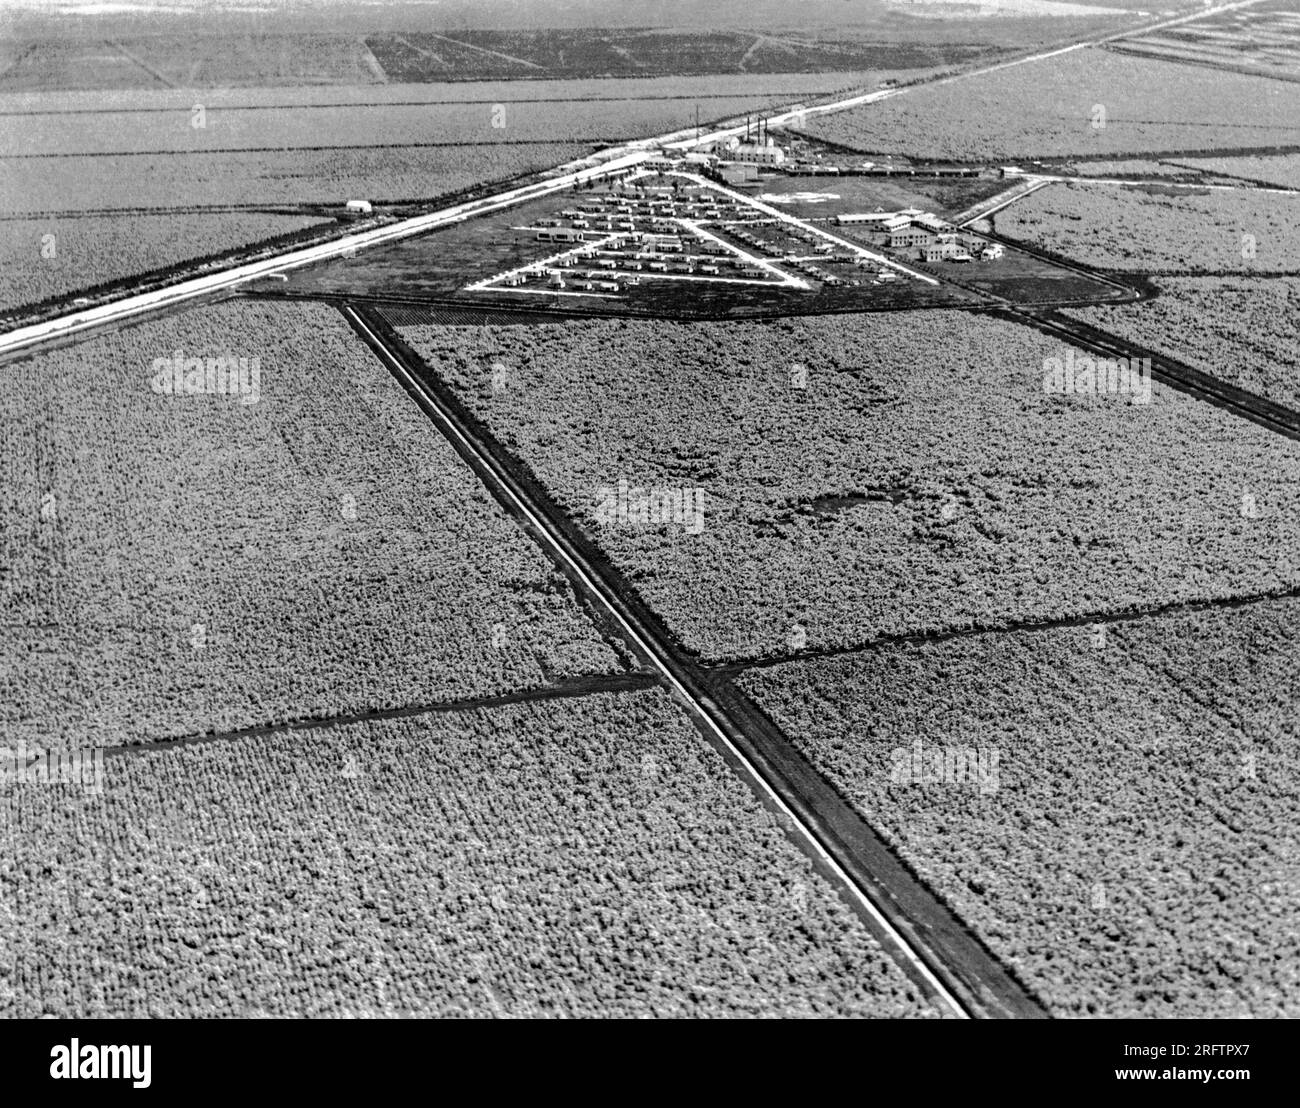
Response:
[0, 299, 623, 751]
[1113, 1, 1300, 84]
[0, 687, 937, 1018]
[397, 312, 1300, 663]
[1064, 276, 1300, 413]
[0, 144, 594, 215]
[799, 46, 1300, 161]
[0, 212, 330, 314]
[994, 182, 1300, 273]
[736, 596, 1300, 1017]
[0, 89, 871, 157]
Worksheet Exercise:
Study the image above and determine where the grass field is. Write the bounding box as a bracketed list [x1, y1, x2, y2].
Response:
[994, 182, 1300, 273]
[737, 596, 1300, 1017]
[799, 46, 1300, 161]
[0, 687, 938, 1018]
[0, 299, 623, 751]
[1167, 154, 1300, 190]
[0, 212, 331, 313]
[396, 311, 1300, 663]
[0, 143, 592, 215]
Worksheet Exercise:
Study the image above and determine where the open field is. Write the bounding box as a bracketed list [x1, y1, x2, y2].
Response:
[0, 28, 1004, 93]
[0, 143, 591, 214]
[994, 181, 1300, 273]
[0, 72, 890, 116]
[0, 687, 937, 1018]
[0, 299, 623, 752]
[1112, 0, 1300, 84]
[395, 311, 1300, 663]
[1055, 158, 1221, 179]
[0, 212, 331, 314]
[1168, 153, 1300, 189]
[736, 596, 1300, 1018]
[799, 46, 1300, 161]
[1064, 276, 1300, 413]
[0, 88, 873, 157]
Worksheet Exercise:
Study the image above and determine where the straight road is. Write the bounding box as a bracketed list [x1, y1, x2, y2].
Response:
[0, 0, 1261, 360]
[340, 301, 1052, 1020]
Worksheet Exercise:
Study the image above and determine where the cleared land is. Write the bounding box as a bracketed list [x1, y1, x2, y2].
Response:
[1168, 154, 1300, 189]
[0, 91, 867, 157]
[0, 73, 880, 115]
[994, 181, 1300, 273]
[799, 46, 1300, 161]
[0, 29, 993, 93]
[0, 299, 622, 752]
[0, 212, 330, 313]
[1113, 1, 1300, 84]
[0, 687, 937, 1019]
[1064, 276, 1300, 413]
[737, 596, 1300, 1018]
[396, 312, 1300, 663]
[0, 143, 593, 214]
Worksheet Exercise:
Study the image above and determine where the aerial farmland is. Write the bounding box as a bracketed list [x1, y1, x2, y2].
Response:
[1, 0, 1297, 1054]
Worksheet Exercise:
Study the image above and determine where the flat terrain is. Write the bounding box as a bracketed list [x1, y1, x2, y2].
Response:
[395, 311, 1300, 663]
[0, 212, 331, 314]
[799, 46, 1300, 161]
[0, 687, 937, 1018]
[994, 181, 1300, 273]
[0, 299, 623, 751]
[1065, 276, 1300, 413]
[737, 596, 1300, 1017]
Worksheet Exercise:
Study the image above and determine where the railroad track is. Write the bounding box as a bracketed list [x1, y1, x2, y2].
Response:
[340, 300, 1050, 1020]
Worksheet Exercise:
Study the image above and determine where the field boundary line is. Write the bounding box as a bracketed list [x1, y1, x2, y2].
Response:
[343, 302, 1058, 1020]
[709, 585, 1300, 678]
[97, 672, 660, 761]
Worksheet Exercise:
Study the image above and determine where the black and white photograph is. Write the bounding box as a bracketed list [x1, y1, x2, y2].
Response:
[0, 0, 1296, 1061]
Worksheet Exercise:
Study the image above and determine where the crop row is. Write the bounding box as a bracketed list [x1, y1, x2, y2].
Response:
[736, 596, 1300, 1017]
[1064, 276, 1300, 414]
[995, 181, 1300, 274]
[396, 311, 1300, 663]
[799, 47, 1300, 161]
[0, 687, 937, 1018]
[0, 212, 329, 314]
[0, 299, 622, 751]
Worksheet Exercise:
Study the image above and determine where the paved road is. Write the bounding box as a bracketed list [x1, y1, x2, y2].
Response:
[0, 0, 1262, 360]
